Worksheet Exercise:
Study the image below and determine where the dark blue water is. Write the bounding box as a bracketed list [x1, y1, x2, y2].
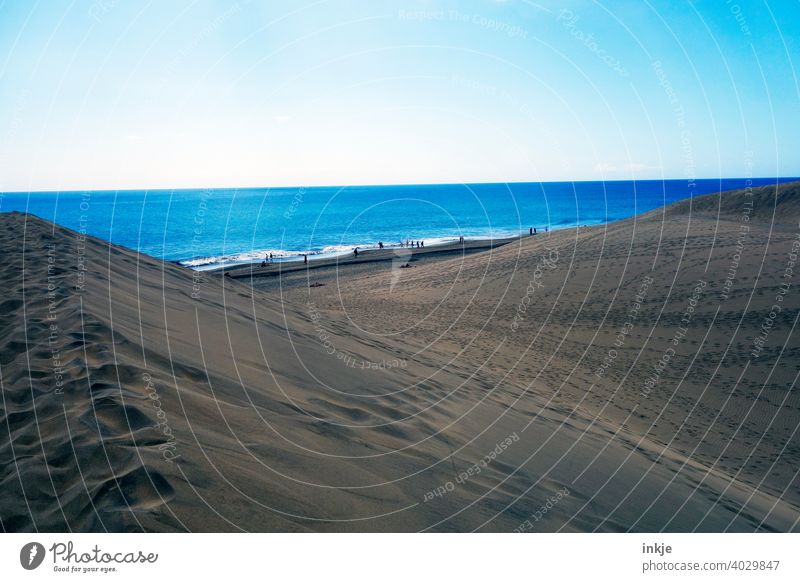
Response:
[1, 178, 793, 268]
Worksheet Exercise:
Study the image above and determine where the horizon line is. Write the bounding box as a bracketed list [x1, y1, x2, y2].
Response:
[3, 175, 799, 196]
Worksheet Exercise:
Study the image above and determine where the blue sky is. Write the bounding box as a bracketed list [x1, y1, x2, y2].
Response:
[0, 0, 798, 191]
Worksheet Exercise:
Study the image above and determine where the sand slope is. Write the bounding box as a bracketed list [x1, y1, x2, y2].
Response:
[1, 181, 799, 532]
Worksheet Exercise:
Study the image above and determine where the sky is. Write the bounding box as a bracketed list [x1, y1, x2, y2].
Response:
[0, 0, 798, 191]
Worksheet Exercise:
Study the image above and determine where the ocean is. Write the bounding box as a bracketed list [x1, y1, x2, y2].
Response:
[0, 178, 793, 269]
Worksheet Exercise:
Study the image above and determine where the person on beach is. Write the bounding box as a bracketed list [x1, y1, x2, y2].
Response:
[303, 254, 308, 265]
[534, 227, 537, 235]
[529, 227, 533, 235]
[378, 242, 384, 249]
[269, 252, 273, 261]
[354, 247, 359, 258]
[420, 241, 424, 248]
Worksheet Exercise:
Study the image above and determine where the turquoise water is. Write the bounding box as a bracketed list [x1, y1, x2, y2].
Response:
[1, 178, 793, 268]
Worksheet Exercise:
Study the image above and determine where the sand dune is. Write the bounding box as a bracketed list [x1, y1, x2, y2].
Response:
[1, 181, 799, 532]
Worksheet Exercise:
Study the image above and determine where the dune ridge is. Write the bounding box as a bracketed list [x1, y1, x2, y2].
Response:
[1, 181, 799, 532]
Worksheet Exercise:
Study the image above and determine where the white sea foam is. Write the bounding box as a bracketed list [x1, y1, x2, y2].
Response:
[180, 231, 525, 270]
[181, 246, 360, 269]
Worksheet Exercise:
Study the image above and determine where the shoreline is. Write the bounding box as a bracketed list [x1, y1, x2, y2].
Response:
[216, 235, 527, 278]
[181, 230, 552, 272]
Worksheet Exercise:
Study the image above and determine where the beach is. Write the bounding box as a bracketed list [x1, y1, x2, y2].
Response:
[1, 181, 799, 532]
[219, 236, 521, 279]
